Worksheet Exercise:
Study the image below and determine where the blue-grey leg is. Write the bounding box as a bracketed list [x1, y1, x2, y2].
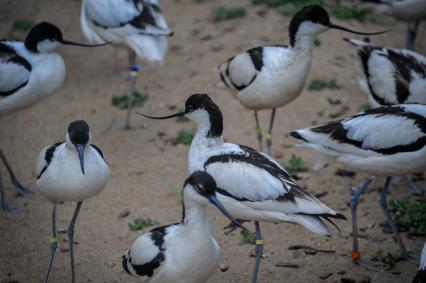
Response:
[0, 149, 31, 197]
[266, 108, 276, 156]
[404, 175, 424, 195]
[351, 178, 373, 264]
[0, 168, 23, 212]
[254, 111, 263, 152]
[124, 50, 139, 129]
[379, 177, 416, 263]
[252, 221, 263, 283]
[68, 201, 83, 283]
[44, 204, 58, 283]
[406, 21, 420, 51]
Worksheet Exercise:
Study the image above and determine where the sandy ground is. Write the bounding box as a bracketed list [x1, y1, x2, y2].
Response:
[0, 0, 425, 282]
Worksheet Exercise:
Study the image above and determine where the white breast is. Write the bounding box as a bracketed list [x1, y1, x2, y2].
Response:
[36, 145, 110, 203]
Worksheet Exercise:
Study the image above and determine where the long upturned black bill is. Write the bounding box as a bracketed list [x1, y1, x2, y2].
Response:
[328, 22, 389, 35]
[137, 112, 186, 120]
[75, 144, 85, 175]
[208, 195, 248, 231]
[61, 39, 110, 47]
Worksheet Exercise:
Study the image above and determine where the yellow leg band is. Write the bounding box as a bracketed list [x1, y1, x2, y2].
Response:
[130, 71, 139, 77]
[49, 236, 58, 244]
[265, 133, 272, 140]
[255, 239, 264, 245]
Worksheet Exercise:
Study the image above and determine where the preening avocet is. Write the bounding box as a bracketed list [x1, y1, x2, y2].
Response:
[361, 0, 426, 50]
[291, 104, 426, 264]
[139, 94, 345, 283]
[345, 38, 426, 107]
[36, 120, 110, 283]
[218, 5, 386, 155]
[0, 22, 107, 212]
[81, 0, 173, 128]
[123, 171, 245, 283]
[413, 242, 426, 283]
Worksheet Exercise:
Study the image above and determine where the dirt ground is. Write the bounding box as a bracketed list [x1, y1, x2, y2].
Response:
[1, 0, 425, 282]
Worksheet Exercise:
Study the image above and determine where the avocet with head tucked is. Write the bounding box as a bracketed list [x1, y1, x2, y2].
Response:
[80, 0, 173, 128]
[123, 171, 245, 283]
[0, 22, 107, 212]
[139, 94, 345, 283]
[291, 104, 426, 265]
[36, 120, 110, 283]
[345, 38, 426, 107]
[218, 5, 386, 155]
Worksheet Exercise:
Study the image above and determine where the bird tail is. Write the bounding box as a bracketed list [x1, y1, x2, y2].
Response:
[122, 250, 134, 276]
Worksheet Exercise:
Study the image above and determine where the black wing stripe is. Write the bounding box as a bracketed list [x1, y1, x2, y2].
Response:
[90, 144, 105, 160]
[0, 81, 28, 97]
[310, 108, 426, 155]
[37, 142, 63, 179]
[412, 269, 426, 283]
[247, 47, 264, 71]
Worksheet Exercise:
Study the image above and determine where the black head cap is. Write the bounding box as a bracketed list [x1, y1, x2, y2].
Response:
[25, 22, 63, 52]
[289, 5, 330, 46]
[184, 171, 217, 197]
[185, 94, 223, 138]
[68, 120, 90, 145]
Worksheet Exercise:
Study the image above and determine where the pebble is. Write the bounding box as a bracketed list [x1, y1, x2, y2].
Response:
[219, 264, 229, 272]
[118, 208, 130, 219]
[275, 262, 299, 268]
[319, 272, 333, 280]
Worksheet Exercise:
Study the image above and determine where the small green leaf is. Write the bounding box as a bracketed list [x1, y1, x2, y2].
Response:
[171, 129, 195, 145]
[282, 154, 308, 174]
[12, 20, 35, 32]
[308, 79, 341, 91]
[239, 229, 256, 245]
[111, 91, 149, 110]
[212, 5, 247, 21]
[128, 218, 159, 231]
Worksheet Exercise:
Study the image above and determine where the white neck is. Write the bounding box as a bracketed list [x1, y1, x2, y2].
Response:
[293, 33, 316, 53]
[182, 200, 211, 234]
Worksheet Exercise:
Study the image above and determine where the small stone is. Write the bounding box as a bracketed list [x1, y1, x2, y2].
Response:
[60, 247, 70, 253]
[275, 262, 299, 268]
[327, 97, 341, 105]
[319, 272, 333, 280]
[219, 264, 229, 272]
[337, 270, 346, 275]
[118, 209, 130, 219]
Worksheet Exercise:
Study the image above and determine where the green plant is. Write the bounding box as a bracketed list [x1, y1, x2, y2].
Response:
[171, 129, 195, 145]
[12, 20, 35, 32]
[212, 5, 247, 21]
[389, 198, 426, 232]
[308, 78, 340, 91]
[252, 0, 323, 16]
[282, 154, 308, 174]
[128, 218, 159, 231]
[111, 91, 149, 110]
[240, 229, 256, 245]
[330, 4, 367, 21]
[371, 250, 400, 269]
[357, 103, 371, 113]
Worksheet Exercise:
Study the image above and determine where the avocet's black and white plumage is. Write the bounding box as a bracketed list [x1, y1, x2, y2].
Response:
[81, 0, 173, 128]
[123, 171, 245, 283]
[36, 120, 110, 283]
[218, 5, 386, 154]
[413, 242, 426, 283]
[291, 104, 426, 264]
[345, 38, 426, 107]
[0, 22, 107, 212]
[139, 94, 345, 283]
[362, 0, 426, 50]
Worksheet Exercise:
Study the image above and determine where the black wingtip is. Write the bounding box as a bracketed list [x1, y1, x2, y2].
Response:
[289, 131, 306, 141]
[122, 254, 132, 276]
[168, 31, 174, 36]
[333, 213, 347, 220]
